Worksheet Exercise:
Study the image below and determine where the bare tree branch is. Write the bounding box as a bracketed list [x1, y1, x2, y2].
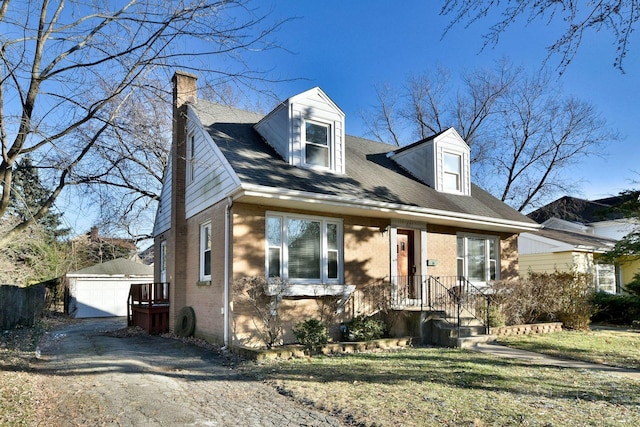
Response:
[0, 0, 288, 248]
[441, 0, 640, 73]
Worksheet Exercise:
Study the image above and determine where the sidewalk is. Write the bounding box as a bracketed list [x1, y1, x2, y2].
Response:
[472, 342, 640, 380]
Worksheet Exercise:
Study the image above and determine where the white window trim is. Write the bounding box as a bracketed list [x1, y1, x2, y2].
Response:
[200, 221, 211, 282]
[443, 151, 462, 193]
[265, 211, 343, 285]
[457, 232, 500, 285]
[187, 132, 195, 184]
[303, 119, 332, 170]
[159, 240, 167, 283]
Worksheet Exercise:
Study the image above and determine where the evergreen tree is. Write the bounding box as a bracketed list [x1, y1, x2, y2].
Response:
[602, 190, 640, 262]
[8, 156, 68, 242]
[0, 157, 71, 285]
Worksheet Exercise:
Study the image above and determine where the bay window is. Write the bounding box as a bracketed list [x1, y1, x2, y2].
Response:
[266, 213, 342, 283]
[457, 234, 498, 283]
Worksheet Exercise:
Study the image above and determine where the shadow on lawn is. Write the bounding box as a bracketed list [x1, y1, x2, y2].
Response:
[248, 349, 640, 407]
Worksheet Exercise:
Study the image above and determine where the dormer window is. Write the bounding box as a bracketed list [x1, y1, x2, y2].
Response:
[443, 152, 462, 192]
[304, 120, 330, 168]
[253, 87, 346, 174]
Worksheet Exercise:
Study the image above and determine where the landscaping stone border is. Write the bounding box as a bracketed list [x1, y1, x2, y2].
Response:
[490, 322, 562, 336]
[232, 337, 415, 361]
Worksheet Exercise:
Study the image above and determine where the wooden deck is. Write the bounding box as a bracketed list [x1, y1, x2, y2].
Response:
[127, 283, 170, 334]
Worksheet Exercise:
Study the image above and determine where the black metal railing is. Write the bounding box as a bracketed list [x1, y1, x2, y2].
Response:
[390, 275, 491, 335]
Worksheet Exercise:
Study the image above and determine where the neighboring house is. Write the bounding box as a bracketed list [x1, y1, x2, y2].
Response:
[520, 195, 640, 293]
[518, 224, 619, 293]
[153, 71, 538, 348]
[70, 226, 139, 270]
[65, 258, 153, 318]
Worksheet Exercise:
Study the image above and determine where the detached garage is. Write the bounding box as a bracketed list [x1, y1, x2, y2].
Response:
[65, 258, 153, 318]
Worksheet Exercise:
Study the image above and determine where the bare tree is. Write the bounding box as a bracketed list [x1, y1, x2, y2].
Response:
[440, 0, 640, 73]
[0, 0, 286, 248]
[362, 60, 620, 212]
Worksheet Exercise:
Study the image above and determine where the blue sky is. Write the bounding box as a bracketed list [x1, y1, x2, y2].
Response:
[257, 1, 639, 200]
[59, 1, 639, 237]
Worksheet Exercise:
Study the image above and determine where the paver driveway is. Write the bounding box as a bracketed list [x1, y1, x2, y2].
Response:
[34, 318, 342, 426]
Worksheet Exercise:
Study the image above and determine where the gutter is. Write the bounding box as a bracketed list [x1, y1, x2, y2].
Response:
[237, 184, 541, 233]
[223, 196, 233, 348]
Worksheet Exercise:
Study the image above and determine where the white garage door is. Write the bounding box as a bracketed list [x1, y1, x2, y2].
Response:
[74, 279, 132, 318]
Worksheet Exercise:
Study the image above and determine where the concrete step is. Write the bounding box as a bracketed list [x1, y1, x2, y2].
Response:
[456, 334, 497, 349]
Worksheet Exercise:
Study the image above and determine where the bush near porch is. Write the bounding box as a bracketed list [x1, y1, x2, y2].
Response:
[489, 270, 593, 330]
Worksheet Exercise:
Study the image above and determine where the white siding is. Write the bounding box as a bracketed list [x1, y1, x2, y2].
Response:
[185, 108, 240, 219]
[391, 142, 434, 186]
[253, 104, 290, 161]
[254, 87, 346, 174]
[390, 128, 470, 195]
[592, 220, 636, 240]
[153, 155, 172, 236]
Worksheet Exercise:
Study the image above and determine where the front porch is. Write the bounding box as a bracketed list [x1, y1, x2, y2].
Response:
[352, 275, 494, 347]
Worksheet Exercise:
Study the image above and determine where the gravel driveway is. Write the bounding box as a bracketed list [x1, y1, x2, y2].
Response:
[34, 318, 342, 426]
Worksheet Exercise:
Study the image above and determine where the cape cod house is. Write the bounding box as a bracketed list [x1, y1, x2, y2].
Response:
[152, 71, 539, 348]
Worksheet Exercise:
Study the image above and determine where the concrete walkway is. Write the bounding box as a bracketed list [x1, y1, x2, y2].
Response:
[472, 342, 640, 380]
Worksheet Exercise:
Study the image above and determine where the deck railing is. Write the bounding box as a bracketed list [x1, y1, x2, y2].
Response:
[127, 282, 170, 334]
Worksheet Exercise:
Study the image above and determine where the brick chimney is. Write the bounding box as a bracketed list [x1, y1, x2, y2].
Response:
[172, 71, 198, 110]
[169, 71, 197, 329]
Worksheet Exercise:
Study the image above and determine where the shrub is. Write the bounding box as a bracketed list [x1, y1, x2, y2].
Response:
[624, 272, 640, 296]
[591, 291, 640, 325]
[293, 318, 328, 355]
[346, 315, 385, 341]
[491, 269, 593, 329]
[233, 277, 286, 348]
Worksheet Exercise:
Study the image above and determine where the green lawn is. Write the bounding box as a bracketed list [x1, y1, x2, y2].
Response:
[243, 342, 640, 426]
[498, 328, 640, 370]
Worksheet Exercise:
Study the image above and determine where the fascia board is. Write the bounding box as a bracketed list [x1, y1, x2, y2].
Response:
[237, 184, 541, 233]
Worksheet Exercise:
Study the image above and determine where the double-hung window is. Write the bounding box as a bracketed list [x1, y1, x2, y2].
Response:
[457, 234, 498, 283]
[304, 121, 330, 168]
[443, 152, 462, 192]
[200, 222, 211, 281]
[266, 213, 342, 283]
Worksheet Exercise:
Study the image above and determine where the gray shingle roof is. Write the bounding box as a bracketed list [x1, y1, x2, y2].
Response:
[193, 100, 536, 227]
[69, 258, 153, 276]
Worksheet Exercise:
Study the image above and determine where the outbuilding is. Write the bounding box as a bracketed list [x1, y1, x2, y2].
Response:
[65, 258, 153, 318]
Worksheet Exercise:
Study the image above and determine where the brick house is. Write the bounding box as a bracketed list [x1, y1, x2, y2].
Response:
[152, 71, 539, 348]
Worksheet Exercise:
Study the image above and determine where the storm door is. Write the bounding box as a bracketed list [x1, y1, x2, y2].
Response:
[396, 229, 418, 299]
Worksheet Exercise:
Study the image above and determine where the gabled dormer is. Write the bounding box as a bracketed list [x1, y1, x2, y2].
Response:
[388, 127, 471, 196]
[254, 87, 346, 174]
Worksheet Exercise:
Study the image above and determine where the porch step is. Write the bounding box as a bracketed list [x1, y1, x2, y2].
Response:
[456, 334, 497, 349]
[423, 318, 493, 348]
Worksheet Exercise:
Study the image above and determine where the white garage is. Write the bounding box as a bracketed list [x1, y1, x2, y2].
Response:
[66, 258, 154, 318]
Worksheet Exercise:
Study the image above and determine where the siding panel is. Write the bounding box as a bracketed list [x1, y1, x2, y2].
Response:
[185, 110, 239, 219]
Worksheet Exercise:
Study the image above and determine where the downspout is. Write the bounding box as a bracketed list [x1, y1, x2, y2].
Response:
[223, 196, 233, 348]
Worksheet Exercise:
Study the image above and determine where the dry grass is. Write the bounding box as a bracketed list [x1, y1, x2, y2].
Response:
[0, 323, 44, 425]
[498, 327, 640, 370]
[243, 347, 640, 426]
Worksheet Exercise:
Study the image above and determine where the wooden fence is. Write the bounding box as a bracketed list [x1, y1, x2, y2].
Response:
[0, 284, 47, 329]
